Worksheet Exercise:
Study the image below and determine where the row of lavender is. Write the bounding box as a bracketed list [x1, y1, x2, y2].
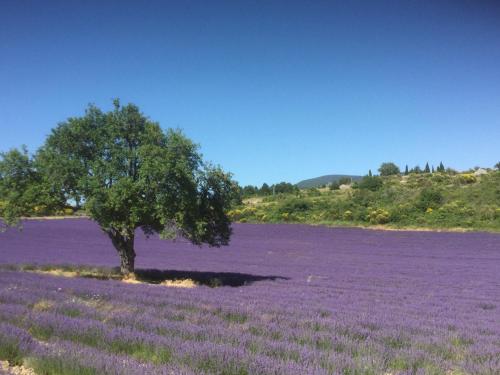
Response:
[0, 220, 499, 373]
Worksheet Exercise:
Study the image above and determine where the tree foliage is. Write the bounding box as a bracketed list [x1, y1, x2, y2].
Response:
[378, 162, 400, 176]
[0, 147, 65, 225]
[1, 101, 238, 274]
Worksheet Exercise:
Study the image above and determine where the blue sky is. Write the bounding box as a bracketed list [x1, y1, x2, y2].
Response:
[1, 0, 499, 186]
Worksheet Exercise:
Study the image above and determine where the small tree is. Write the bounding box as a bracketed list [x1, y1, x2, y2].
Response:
[378, 162, 400, 176]
[495, 162, 500, 170]
[404, 165, 409, 175]
[368, 169, 372, 177]
[242, 185, 258, 197]
[260, 183, 271, 195]
[1, 101, 238, 275]
[0, 147, 65, 224]
[424, 162, 430, 173]
[273, 182, 298, 194]
[438, 162, 445, 172]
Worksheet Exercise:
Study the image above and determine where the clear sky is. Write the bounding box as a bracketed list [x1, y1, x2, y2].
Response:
[1, 0, 499, 186]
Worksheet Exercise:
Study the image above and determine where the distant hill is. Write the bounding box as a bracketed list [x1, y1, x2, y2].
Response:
[232, 170, 500, 232]
[297, 174, 363, 189]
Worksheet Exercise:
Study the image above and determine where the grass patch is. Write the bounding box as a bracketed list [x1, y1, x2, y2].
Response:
[382, 335, 411, 349]
[109, 341, 172, 365]
[28, 322, 172, 365]
[215, 309, 248, 324]
[27, 356, 97, 375]
[0, 340, 24, 366]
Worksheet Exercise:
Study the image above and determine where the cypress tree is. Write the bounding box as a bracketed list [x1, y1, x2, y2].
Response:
[424, 162, 430, 173]
[404, 165, 409, 175]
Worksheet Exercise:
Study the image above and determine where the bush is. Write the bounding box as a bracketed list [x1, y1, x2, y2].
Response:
[278, 198, 311, 214]
[457, 174, 476, 184]
[358, 176, 383, 191]
[367, 208, 390, 224]
[343, 210, 353, 221]
[306, 188, 321, 197]
[329, 182, 340, 190]
[417, 188, 444, 211]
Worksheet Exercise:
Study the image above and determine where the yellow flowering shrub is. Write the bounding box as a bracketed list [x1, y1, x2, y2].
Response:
[343, 210, 353, 221]
[457, 174, 476, 184]
[367, 208, 390, 224]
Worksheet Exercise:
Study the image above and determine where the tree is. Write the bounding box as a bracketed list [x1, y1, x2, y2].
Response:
[431, 166, 435, 173]
[0, 147, 65, 225]
[242, 185, 258, 197]
[2, 101, 238, 275]
[438, 162, 445, 172]
[495, 162, 500, 170]
[424, 162, 430, 173]
[378, 162, 400, 176]
[404, 165, 409, 175]
[412, 165, 422, 174]
[272, 182, 298, 195]
[260, 183, 271, 195]
[368, 169, 372, 177]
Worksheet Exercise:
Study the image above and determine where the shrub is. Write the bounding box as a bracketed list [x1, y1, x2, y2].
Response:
[358, 176, 383, 191]
[457, 174, 477, 184]
[306, 188, 321, 197]
[227, 209, 243, 221]
[343, 210, 353, 221]
[278, 198, 311, 214]
[329, 182, 340, 190]
[367, 208, 390, 224]
[417, 188, 444, 211]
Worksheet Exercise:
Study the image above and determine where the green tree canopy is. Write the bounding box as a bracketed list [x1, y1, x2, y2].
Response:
[272, 182, 298, 195]
[1, 101, 238, 274]
[260, 183, 271, 195]
[378, 162, 400, 176]
[0, 147, 65, 226]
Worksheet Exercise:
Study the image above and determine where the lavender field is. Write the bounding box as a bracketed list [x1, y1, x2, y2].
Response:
[0, 219, 499, 374]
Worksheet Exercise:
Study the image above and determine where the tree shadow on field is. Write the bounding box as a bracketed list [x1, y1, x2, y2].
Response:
[3, 264, 289, 288]
[134, 268, 289, 288]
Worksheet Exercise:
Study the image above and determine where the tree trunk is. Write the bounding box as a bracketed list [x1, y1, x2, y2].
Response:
[107, 228, 136, 275]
